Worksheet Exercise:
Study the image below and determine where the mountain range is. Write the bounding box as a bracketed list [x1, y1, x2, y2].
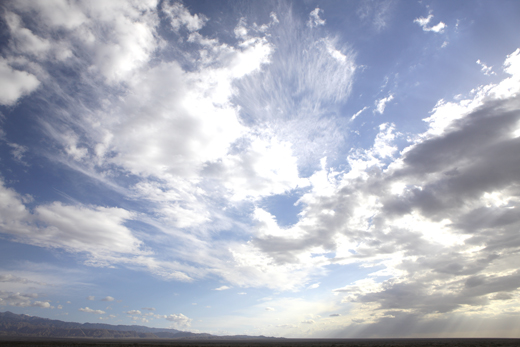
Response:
[0, 311, 272, 340]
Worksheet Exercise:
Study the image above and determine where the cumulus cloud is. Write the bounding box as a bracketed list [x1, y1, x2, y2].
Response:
[0, 1, 358, 291]
[125, 310, 141, 315]
[79, 307, 105, 314]
[214, 285, 231, 291]
[0, 291, 48, 308]
[162, 1, 207, 32]
[165, 313, 192, 329]
[101, 296, 114, 302]
[307, 8, 325, 28]
[414, 13, 446, 33]
[86, 296, 95, 301]
[477, 59, 496, 76]
[0, 177, 157, 268]
[0, 58, 39, 105]
[32, 301, 51, 308]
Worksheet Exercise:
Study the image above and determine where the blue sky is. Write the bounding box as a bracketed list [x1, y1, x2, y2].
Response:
[1, 0, 520, 338]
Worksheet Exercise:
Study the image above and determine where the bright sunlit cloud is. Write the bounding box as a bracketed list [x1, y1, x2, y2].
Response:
[1, 0, 520, 339]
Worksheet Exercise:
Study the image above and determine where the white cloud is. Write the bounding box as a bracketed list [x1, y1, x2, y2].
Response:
[476, 59, 496, 76]
[308, 8, 325, 28]
[375, 94, 394, 114]
[102, 296, 114, 301]
[4, 11, 51, 57]
[125, 310, 141, 315]
[351, 106, 368, 121]
[214, 285, 231, 291]
[265, 307, 275, 311]
[0, 291, 40, 307]
[414, 13, 446, 33]
[79, 307, 105, 314]
[165, 313, 192, 329]
[307, 283, 320, 289]
[0, 58, 39, 105]
[162, 1, 206, 32]
[32, 301, 51, 308]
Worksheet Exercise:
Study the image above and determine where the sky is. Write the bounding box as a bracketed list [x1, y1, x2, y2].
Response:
[1, 0, 520, 339]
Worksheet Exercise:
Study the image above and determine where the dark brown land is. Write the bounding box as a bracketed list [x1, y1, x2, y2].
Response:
[1, 337, 520, 347]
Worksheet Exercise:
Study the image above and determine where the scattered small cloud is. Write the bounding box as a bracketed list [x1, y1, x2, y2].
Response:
[307, 282, 320, 289]
[329, 313, 341, 317]
[165, 313, 192, 329]
[375, 94, 394, 114]
[265, 307, 275, 311]
[79, 307, 105, 314]
[414, 13, 446, 33]
[308, 8, 325, 28]
[125, 310, 141, 315]
[214, 285, 231, 291]
[101, 296, 114, 302]
[476, 59, 496, 76]
[86, 296, 95, 301]
[141, 307, 156, 311]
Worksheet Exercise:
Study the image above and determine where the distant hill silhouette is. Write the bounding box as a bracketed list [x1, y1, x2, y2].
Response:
[0, 311, 270, 339]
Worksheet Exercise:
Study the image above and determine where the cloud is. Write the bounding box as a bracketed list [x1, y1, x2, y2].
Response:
[79, 307, 105, 314]
[414, 13, 446, 33]
[265, 307, 275, 311]
[477, 59, 496, 76]
[0, 177, 158, 268]
[86, 296, 95, 301]
[0, 274, 45, 286]
[101, 296, 114, 302]
[0, 1, 359, 291]
[307, 283, 320, 289]
[165, 313, 192, 329]
[375, 94, 394, 114]
[0, 58, 39, 105]
[356, 0, 394, 31]
[301, 319, 315, 324]
[162, 1, 207, 32]
[307, 8, 325, 28]
[125, 310, 141, 315]
[32, 301, 51, 308]
[141, 307, 156, 311]
[329, 313, 341, 317]
[0, 291, 50, 308]
[214, 285, 231, 291]
[351, 106, 368, 121]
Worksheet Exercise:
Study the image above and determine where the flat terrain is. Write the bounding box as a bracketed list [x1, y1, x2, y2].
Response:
[1, 338, 520, 347]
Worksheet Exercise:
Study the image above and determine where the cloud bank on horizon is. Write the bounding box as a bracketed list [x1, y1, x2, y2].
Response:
[1, 0, 520, 338]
